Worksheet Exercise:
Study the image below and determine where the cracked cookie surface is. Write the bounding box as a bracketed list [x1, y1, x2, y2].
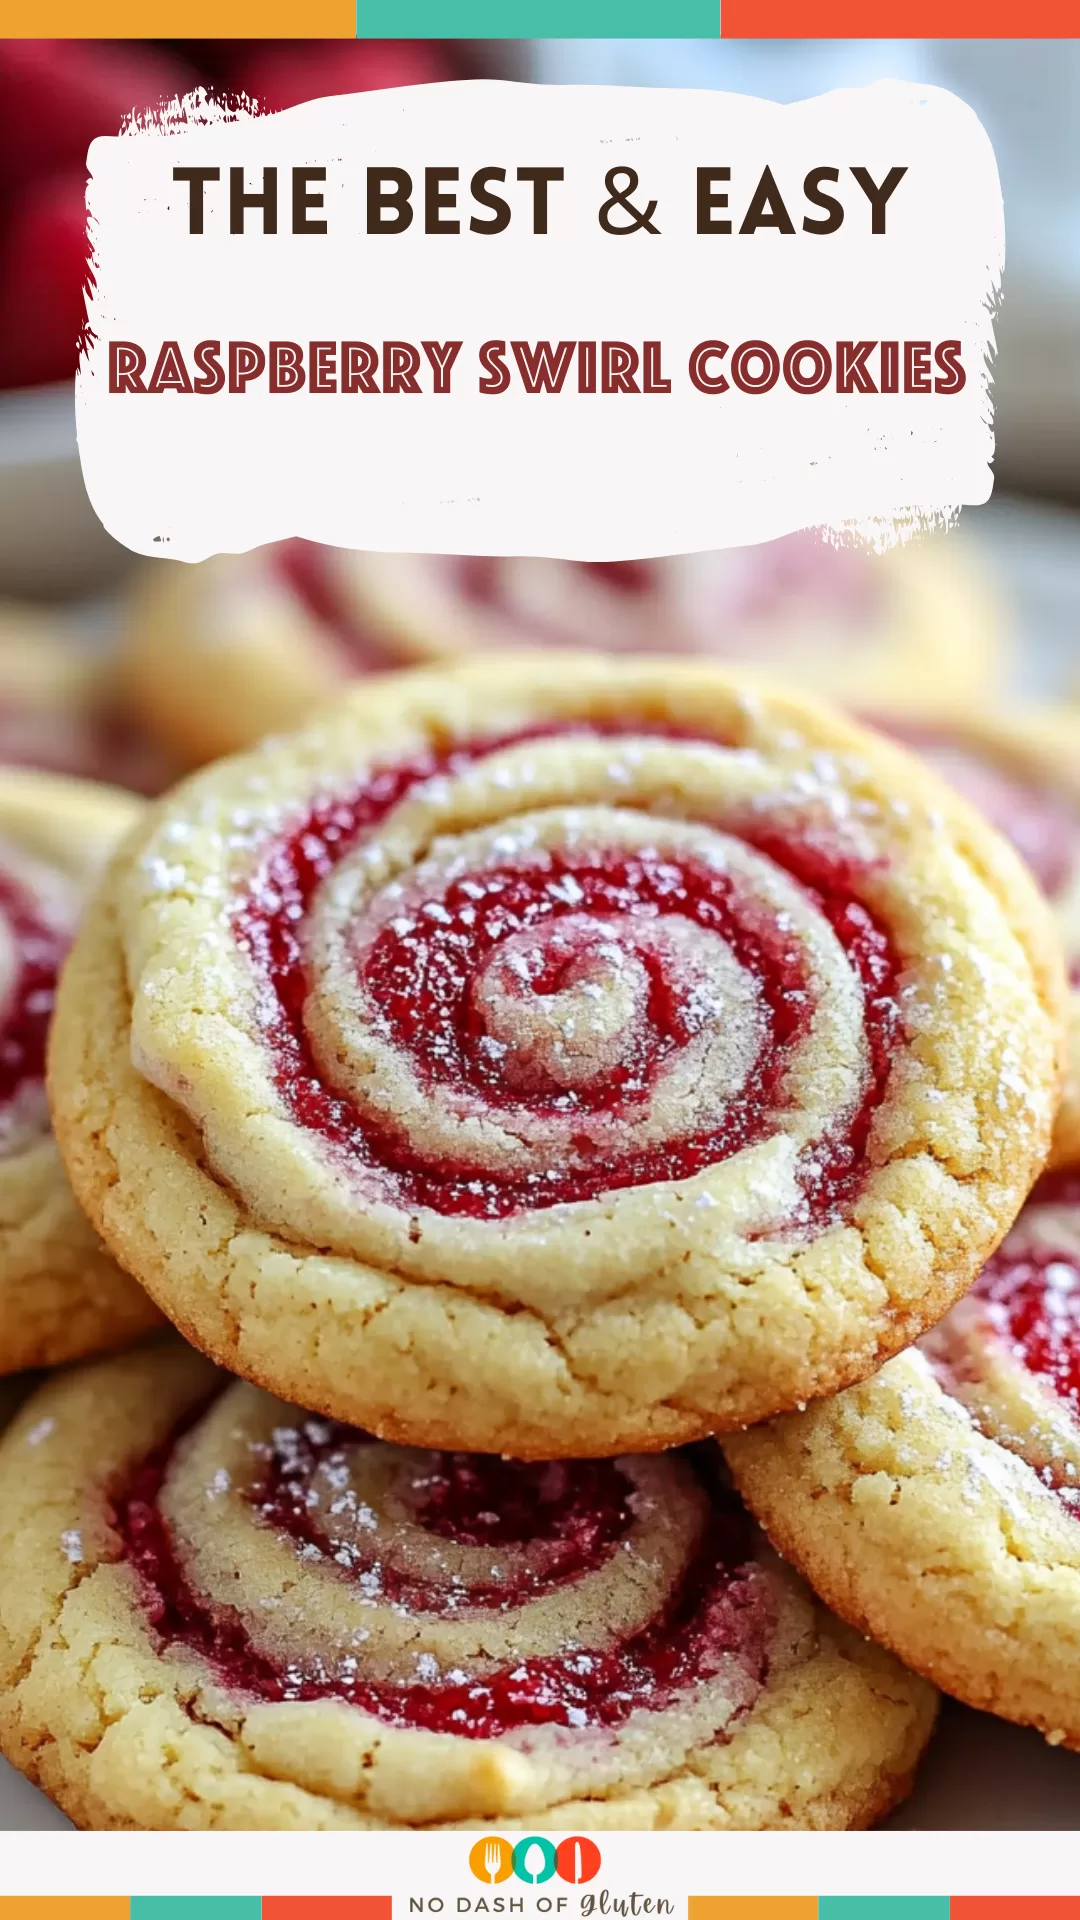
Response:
[0, 770, 161, 1375]
[123, 534, 1000, 767]
[725, 1177, 1080, 1747]
[0, 1338, 937, 1831]
[48, 655, 1065, 1454]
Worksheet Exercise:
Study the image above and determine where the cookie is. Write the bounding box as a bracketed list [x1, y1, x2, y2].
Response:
[344, 535, 999, 708]
[122, 532, 1000, 766]
[868, 707, 1080, 1168]
[0, 1339, 937, 1831]
[0, 601, 170, 794]
[0, 768, 161, 1375]
[725, 1175, 1080, 1748]
[47, 656, 1065, 1453]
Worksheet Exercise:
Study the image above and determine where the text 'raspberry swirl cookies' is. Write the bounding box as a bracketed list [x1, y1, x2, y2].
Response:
[0, 1341, 937, 1831]
[869, 708, 1080, 1169]
[49, 657, 1065, 1455]
[725, 1176, 1080, 1748]
[123, 531, 999, 768]
[0, 770, 161, 1375]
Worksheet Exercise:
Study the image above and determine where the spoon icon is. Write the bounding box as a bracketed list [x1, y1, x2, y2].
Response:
[519, 1842, 547, 1885]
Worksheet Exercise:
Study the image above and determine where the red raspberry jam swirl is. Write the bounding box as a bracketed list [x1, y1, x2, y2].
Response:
[261, 1435, 635, 1603]
[987, 1249, 1080, 1425]
[114, 1422, 772, 1739]
[232, 724, 901, 1222]
[0, 869, 67, 1129]
[928, 1177, 1080, 1517]
[875, 722, 1078, 902]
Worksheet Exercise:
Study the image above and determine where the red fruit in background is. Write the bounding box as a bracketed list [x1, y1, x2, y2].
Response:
[0, 172, 92, 391]
[229, 40, 451, 112]
[0, 37, 451, 391]
[0, 41, 198, 196]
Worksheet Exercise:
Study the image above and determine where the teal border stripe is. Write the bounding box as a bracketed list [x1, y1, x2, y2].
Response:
[819, 1905, 952, 1920]
[356, 1, 719, 33]
[131, 1904, 263, 1920]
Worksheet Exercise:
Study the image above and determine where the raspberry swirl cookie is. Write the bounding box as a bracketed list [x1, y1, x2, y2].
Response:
[48, 658, 1064, 1454]
[124, 532, 998, 767]
[0, 770, 161, 1375]
[869, 708, 1080, 1168]
[725, 1176, 1080, 1747]
[0, 1340, 937, 1831]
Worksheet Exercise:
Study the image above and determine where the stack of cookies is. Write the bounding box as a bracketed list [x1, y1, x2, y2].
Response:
[0, 639, 1077, 1833]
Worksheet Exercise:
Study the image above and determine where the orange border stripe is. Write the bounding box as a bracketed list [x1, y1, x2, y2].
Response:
[0, 1907, 129, 1920]
[689, 1904, 818, 1920]
[722, 0, 1075, 30]
[1, 0, 352, 30]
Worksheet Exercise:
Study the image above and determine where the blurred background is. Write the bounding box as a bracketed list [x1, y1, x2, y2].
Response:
[0, 34, 1076, 785]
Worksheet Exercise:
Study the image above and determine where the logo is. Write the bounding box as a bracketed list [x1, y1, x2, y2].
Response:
[468, 1838, 602, 1886]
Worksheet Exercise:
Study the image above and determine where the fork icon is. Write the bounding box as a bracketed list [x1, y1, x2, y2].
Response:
[483, 1841, 503, 1884]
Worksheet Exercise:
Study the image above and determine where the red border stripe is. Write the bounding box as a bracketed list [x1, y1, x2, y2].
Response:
[264, 1906, 392, 1920]
[952, 1906, 1080, 1919]
[722, 0, 1075, 31]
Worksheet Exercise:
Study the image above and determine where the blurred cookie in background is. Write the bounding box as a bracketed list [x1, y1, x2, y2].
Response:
[123, 529, 1004, 766]
[349, 533, 1002, 703]
[0, 601, 174, 794]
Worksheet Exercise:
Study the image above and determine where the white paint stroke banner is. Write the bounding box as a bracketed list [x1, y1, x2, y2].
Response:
[78, 78, 1004, 562]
